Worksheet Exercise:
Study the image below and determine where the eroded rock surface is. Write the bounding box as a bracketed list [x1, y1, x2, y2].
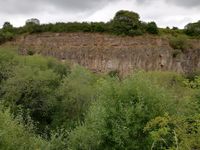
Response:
[17, 32, 200, 75]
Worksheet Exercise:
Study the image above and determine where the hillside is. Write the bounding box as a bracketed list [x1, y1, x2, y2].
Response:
[12, 32, 200, 76]
[0, 46, 200, 149]
[1, 9, 200, 150]
[1, 10, 200, 77]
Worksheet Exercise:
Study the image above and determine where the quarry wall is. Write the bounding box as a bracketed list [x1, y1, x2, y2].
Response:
[17, 32, 200, 75]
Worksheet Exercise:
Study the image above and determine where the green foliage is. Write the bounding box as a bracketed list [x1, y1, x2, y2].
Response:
[2, 66, 60, 133]
[110, 10, 144, 36]
[68, 73, 177, 149]
[24, 22, 43, 33]
[22, 22, 108, 34]
[183, 75, 200, 89]
[0, 47, 200, 149]
[0, 10, 200, 45]
[145, 114, 200, 150]
[0, 107, 48, 150]
[108, 69, 120, 78]
[172, 27, 179, 30]
[0, 51, 70, 134]
[146, 22, 159, 34]
[0, 22, 15, 43]
[144, 114, 176, 149]
[169, 35, 190, 52]
[48, 129, 69, 150]
[159, 27, 184, 37]
[16, 55, 70, 78]
[0, 31, 14, 44]
[0, 32, 5, 44]
[3, 22, 14, 32]
[0, 49, 17, 83]
[0, 10, 163, 43]
[185, 20, 200, 36]
[51, 66, 98, 129]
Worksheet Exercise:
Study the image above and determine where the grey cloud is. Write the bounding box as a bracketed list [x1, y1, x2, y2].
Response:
[0, 0, 118, 15]
[167, 0, 200, 7]
[2, 0, 199, 16]
[136, 0, 200, 7]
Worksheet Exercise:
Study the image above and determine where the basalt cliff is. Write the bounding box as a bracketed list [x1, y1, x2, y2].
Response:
[14, 32, 200, 76]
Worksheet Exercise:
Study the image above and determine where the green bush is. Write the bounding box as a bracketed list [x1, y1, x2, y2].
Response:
[0, 107, 48, 150]
[51, 66, 98, 129]
[0, 53, 70, 133]
[2, 10, 200, 41]
[0, 31, 14, 44]
[169, 35, 190, 51]
[108, 69, 120, 78]
[110, 10, 144, 36]
[68, 73, 177, 149]
[2, 66, 60, 133]
[185, 20, 200, 36]
[144, 114, 200, 149]
[0, 47, 200, 149]
[0, 49, 17, 83]
[146, 22, 159, 34]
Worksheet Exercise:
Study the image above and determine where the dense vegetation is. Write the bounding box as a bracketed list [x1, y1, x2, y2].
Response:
[185, 20, 200, 36]
[0, 9, 199, 150]
[0, 10, 158, 44]
[0, 46, 200, 149]
[1, 10, 199, 45]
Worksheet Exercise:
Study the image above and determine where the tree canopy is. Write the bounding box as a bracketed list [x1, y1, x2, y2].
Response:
[185, 20, 200, 36]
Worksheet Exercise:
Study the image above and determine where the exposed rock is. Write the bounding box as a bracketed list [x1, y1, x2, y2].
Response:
[16, 32, 200, 76]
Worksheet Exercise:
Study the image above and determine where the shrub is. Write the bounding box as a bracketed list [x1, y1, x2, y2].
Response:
[0, 107, 48, 150]
[185, 20, 200, 36]
[108, 69, 120, 78]
[0, 53, 70, 133]
[145, 114, 200, 149]
[68, 72, 177, 149]
[2, 66, 60, 133]
[2, 22, 14, 32]
[0, 31, 14, 44]
[169, 35, 190, 51]
[51, 66, 98, 129]
[0, 32, 6, 44]
[0, 49, 17, 83]
[110, 10, 144, 36]
[146, 22, 159, 34]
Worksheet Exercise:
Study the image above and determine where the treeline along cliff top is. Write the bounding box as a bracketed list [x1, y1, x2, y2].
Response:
[0, 10, 200, 44]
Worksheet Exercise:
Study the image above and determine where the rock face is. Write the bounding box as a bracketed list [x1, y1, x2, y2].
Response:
[18, 32, 200, 76]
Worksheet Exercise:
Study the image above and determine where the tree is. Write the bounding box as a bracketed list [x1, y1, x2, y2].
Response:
[2, 22, 13, 32]
[172, 26, 179, 30]
[146, 22, 159, 34]
[2, 65, 60, 133]
[1, 22, 15, 41]
[26, 18, 40, 25]
[185, 20, 200, 36]
[111, 10, 143, 35]
[169, 35, 189, 51]
[0, 108, 48, 150]
[24, 22, 41, 33]
[52, 66, 97, 129]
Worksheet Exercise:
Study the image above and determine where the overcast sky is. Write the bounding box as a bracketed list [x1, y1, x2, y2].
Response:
[0, 0, 199, 28]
